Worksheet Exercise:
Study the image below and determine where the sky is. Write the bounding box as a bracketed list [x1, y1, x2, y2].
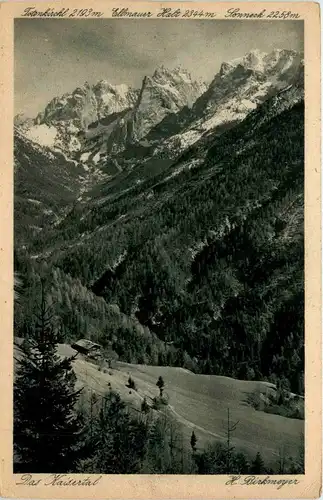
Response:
[15, 19, 303, 117]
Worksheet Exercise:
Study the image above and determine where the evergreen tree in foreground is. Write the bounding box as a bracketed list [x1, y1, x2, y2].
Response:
[250, 451, 266, 474]
[14, 287, 83, 472]
[190, 430, 197, 453]
[82, 391, 148, 473]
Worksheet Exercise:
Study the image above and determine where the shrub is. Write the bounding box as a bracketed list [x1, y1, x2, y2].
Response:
[152, 396, 168, 410]
[246, 391, 262, 411]
[141, 398, 150, 413]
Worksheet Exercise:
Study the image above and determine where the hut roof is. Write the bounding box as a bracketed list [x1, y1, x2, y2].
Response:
[72, 339, 101, 351]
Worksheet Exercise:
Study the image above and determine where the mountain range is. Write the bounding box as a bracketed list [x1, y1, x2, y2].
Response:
[16, 49, 303, 164]
[14, 48, 304, 395]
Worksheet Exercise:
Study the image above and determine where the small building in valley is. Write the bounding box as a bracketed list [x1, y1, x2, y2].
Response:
[71, 339, 102, 358]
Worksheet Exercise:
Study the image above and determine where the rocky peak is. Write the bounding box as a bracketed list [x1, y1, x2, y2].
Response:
[35, 82, 97, 129]
[242, 49, 268, 71]
[154, 49, 303, 158]
[219, 61, 235, 78]
[92, 81, 138, 120]
[219, 49, 302, 80]
[152, 65, 174, 80]
[16, 51, 303, 165]
[130, 66, 206, 141]
[196, 49, 303, 116]
[14, 113, 34, 129]
[36, 80, 138, 131]
[26, 79, 141, 155]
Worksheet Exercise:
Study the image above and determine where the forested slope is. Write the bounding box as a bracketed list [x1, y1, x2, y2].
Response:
[14, 129, 86, 246]
[15, 84, 304, 393]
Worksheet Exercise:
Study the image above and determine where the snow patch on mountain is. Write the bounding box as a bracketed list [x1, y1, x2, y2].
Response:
[80, 152, 91, 163]
[24, 123, 58, 148]
[92, 152, 101, 164]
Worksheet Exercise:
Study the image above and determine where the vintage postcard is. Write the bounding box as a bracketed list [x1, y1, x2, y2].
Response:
[0, 1, 321, 498]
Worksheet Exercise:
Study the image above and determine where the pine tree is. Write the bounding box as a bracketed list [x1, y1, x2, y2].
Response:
[14, 288, 83, 473]
[83, 391, 148, 473]
[156, 375, 165, 397]
[190, 430, 197, 452]
[145, 416, 168, 473]
[231, 451, 250, 474]
[250, 451, 266, 474]
[127, 376, 136, 390]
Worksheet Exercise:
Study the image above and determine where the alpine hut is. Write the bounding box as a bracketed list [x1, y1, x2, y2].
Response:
[71, 339, 102, 359]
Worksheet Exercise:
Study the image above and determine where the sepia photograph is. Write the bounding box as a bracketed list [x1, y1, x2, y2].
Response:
[0, 0, 318, 495]
[12, 16, 307, 477]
